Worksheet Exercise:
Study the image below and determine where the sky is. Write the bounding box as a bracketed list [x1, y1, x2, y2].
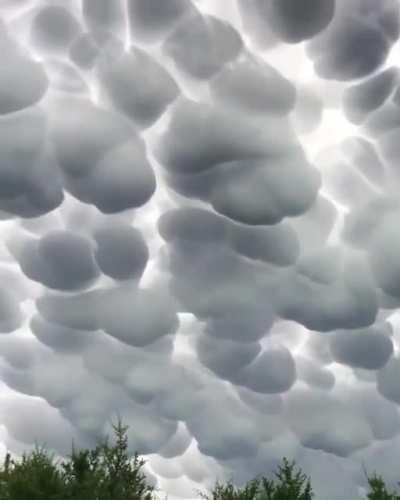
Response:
[0, 0, 400, 499]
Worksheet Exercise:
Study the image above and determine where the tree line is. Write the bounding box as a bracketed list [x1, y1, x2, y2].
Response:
[0, 416, 396, 500]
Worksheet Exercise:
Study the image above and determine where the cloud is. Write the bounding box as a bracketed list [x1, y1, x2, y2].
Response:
[0, 2, 399, 500]
[49, 98, 156, 213]
[82, 0, 125, 36]
[163, 13, 243, 80]
[127, 0, 195, 43]
[0, 34, 48, 115]
[30, 5, 81, 54]
[329, 324, 394, 370]
[343, 67, 399, 125]
[96, 47, 180, 129]
[265, 0, 336, 44]
[37, 285, 179, 347]
[8, 229, 100, 291]
[209, 57, 296, 116]
[236, 0, 335, 47]
[307, 0, 399, 81]
[0, 108, 64, 218]
[93, 224, 149, 281]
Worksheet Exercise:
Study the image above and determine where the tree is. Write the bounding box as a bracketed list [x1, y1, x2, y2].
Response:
[362, 463, 400, 500]
[0, 444, 65, 500]
[0, 414, 161, 500]
[195, 456, 314, 500]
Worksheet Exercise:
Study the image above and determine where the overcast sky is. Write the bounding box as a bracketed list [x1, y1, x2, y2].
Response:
[1, 0, 400, 499]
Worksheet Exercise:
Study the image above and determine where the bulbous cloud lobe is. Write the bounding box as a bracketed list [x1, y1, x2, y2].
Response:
[0, 2, 399, 500]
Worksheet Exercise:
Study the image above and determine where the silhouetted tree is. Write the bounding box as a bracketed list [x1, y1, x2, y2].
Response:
[0, 414, 161, 500]
[363, 463, 400, 500]
[195, 456, 313, 500]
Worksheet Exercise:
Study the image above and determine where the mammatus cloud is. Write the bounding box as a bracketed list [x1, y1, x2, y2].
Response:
[0, 1, 400, 500]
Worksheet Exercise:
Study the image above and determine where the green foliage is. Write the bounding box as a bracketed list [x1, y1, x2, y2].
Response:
[2, 418, 400, 500]
[0, 445, 65, 500]
[362, 463, 400, 500]
[0, 414, 159, 500]
[195, 457, 313, 500]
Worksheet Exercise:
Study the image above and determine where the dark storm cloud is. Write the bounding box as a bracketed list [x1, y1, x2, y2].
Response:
[127, 0, 195, 43]
[209, 56, 296, 116]
[377, 357, 400, 404]
[2, 1, 400, 499]
[49, 98, 156, 213]
[68, 32, 123, 70]
[30, 314, 96, 354]
[367, 217, 400, 298]
[342, 198, 400, 300]
[158, 207, 228, 245]
[177, 381, 285, 460]
[49, 98, 136, 178]
[362, 98, 400, 137]
[30, 5, 81, 54]
[156, 98, 320, 225]
[274, 248, 378, 331]
[307, 0, 399, 81]
[194, 332, 262, 381]
[233, 346, 296, 394]
[236, 0, 335, 47]
[286, 388, 373, 456]
[163, 13, 243, 80]
[93, 225, 149, 281]
[0, 33, 48, 115]
[227, 220, 300, 266]
[0, 108, 64, 218]
[0, 396, 87, 457]
[82, 0, 125, 37]
[209, 156, 320, 225]
[159, 233, 277, 342]
[343, 67, 399, 125]
[7, 230, 100, 291]
[96, 47, 180, 128]
[155, 98, 295, 175]
[36, 285, 179, 348]
[329, 324, 394, 370]
[264, 0, 336, 44]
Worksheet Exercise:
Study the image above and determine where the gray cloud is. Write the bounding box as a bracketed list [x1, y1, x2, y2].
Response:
[0, 2, 400, 500]
[0, 34, 48, 114]
[329, 324, 394, 370]
[265, 0, 336, 44]
[37, 285, 179, 348]
[307, 0, 399, 81]
[30, 5, 81, 54]
[343, 67, 399, 125]
[93, 224, 149, 281]
[82, 0, 125, 37]
[8, 229, 100, 291]
[209, 56, 296, 116]
[163, 13, 243, 80]
[127, 0, 195, 43]
[96, 47, 180, 129]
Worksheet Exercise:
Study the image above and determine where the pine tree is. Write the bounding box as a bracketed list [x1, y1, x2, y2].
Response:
[195, 456, 313, 500]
